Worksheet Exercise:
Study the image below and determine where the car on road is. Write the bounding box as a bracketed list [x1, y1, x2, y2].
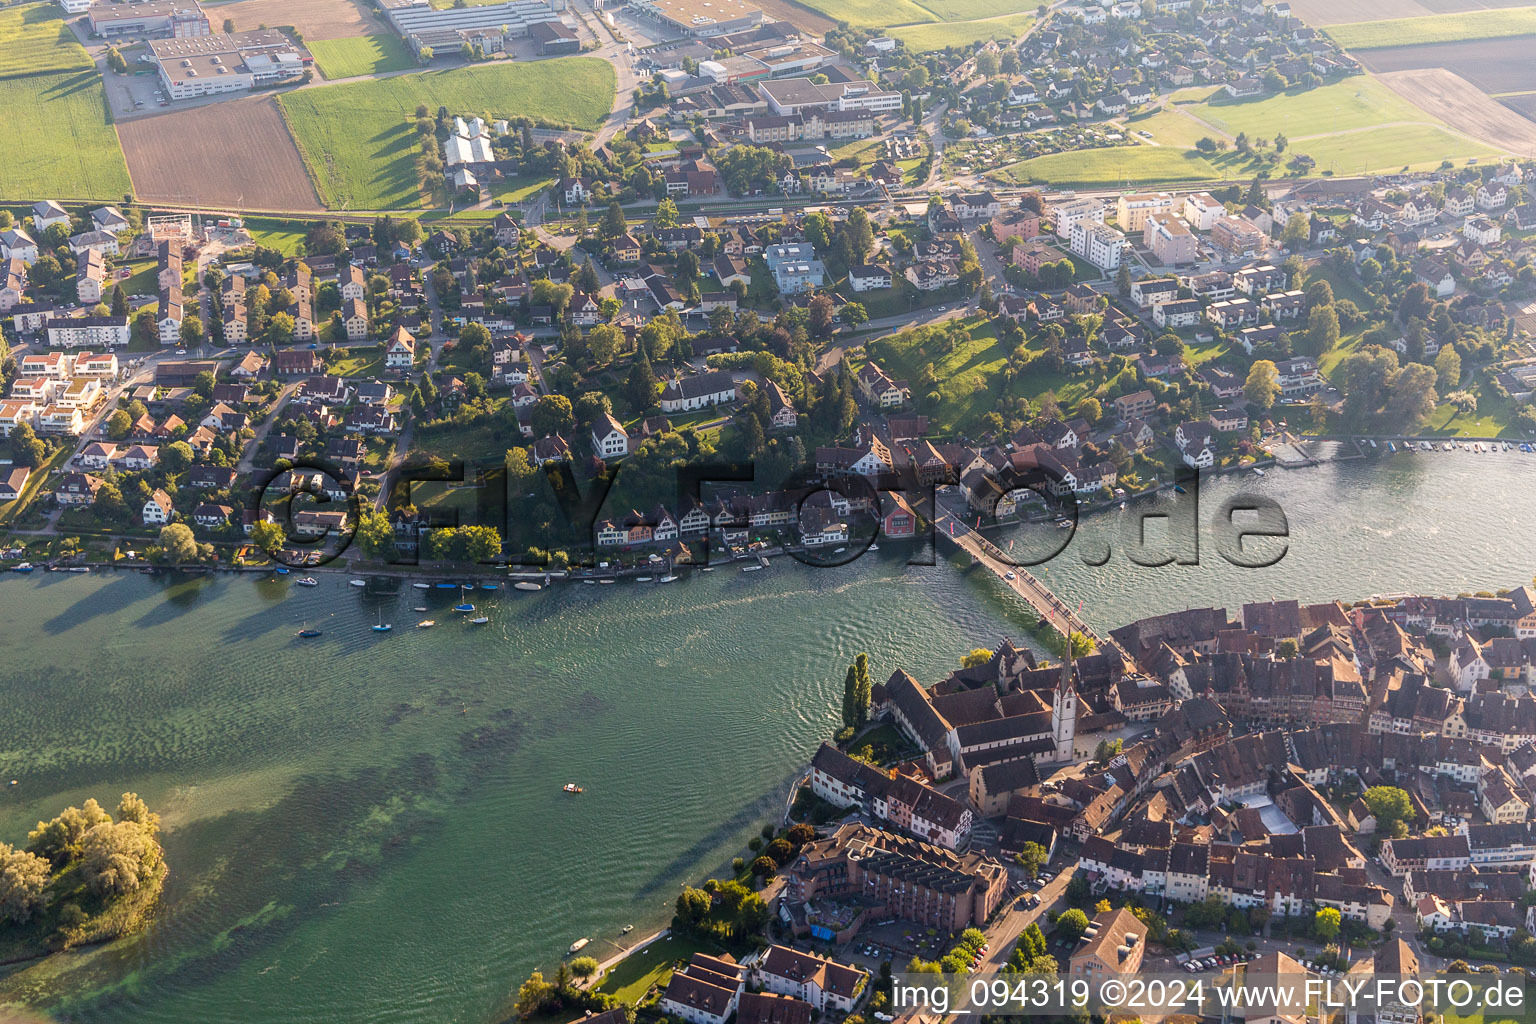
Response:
[1004, 571, 1016, 580]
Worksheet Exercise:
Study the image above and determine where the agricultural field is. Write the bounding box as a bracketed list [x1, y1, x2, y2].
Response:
[892, 12, 1033, 51]
[0, 70, 132, 201]
[119, 96, 322, 211]
[755, 0, 835, 32]
[1354, 37, 1536, 96]
[790, 0, 936, 30]
[206, 0, 378, 38]
[995, 145, 1222, 189]
[1374, 68, 1536, 151]
[0, 3, 93, 80]
[1287, 0, 1531, 24]
[309, 34, 416, 79]
[1187, 78, 1437, 138]
[913, 0, 1028, 21]
[1326, 4, 1536, 47]
[278, 58, 614, 210]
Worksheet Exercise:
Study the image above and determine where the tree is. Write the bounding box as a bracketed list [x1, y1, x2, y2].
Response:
[845, 207, 874, 263]
[1281, 212, 1310, 251]
[569, 956, 600, 980]
[588, 323, 623, 365]
[515, 970, 555, 1020]
[625, 352, 659, 412]
[462, 524, 503, 563]
[751, 855, 777, 878]
[9, 420, 44, 467]
[841, 661, 858, 728]
[79, 817, 160, 898]
[1306, 279, 1334, 308]
[0, 843, 50, 924]
[106, 408, 132, 440]
[852, 652, 871, 727]
[111, 284, 129, 317]
[1301, 304, 1340, 357]
[960, 648, 994, 668]
[1055, 908, 1090, 942]
[157, 523, 198, 564]
[180, 313, 203, 348]
[530, 395, 574, 438]
[1076, 397, 1102, 424]
[601, 201, 627, 239]
[1015, 841, 1047, 879]
[250, 519, 286, 557]
[1245, 359, 1280, 409]
[161, 440, 194, 475]
[1363, 786, 1413, 831]
[1314, 907, 1341, 941]
[654, 198, 680, 229]
[1435, 345, 1462, 390]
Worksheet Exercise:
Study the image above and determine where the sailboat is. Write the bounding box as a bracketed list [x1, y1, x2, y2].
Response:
[297, 627, 322, 638]
[372, 608, 392, 633]
[453, 583, 474, 613]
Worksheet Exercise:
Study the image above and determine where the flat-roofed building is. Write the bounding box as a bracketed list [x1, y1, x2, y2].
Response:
[629, 0, 764, 36]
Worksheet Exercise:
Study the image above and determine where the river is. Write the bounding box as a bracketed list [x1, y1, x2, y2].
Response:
[0, 450, 1531, 1024]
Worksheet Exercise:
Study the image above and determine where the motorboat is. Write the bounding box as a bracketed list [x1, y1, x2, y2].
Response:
[349, 579, 366, 587]
[742, 564, 763, 572]
[295, 577, 318, 587]
[417, 620, 436, 628]
[514, 582, 542, 591]
[635, 576, 653, 583]
[11, 563, 33, 573]
[658, 575, 679, 583]
[563, 786, 584, 797]
[297, 629, 322, 638]
[453, 603, 475, 613]
[468, 616, 489, 624]
[413, 582, 431, 590]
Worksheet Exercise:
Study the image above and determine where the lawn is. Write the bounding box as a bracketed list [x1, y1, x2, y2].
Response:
[278, 59, 615, 210]
[490, 175, 555, 204]
[892, 12, 1033, 50]
[1290, 124, 1503, 175]
[1327, 5, 1536, 48]
[0, 70, 133, 201]
[995, 145, 1222, 188]
[596, 934, 718, 1006]
[308, 34, 416, 80]
[0, 2, 93, 79]
[1130, 108, 1217, 150]
[876, 316, 1008, 435]
[1188, 78, 1441, 139]
[242, 216, 316, 254]
[0, 446, 71, 525]
[325, 346, 385, 378]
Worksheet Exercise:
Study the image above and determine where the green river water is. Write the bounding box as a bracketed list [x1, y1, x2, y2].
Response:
[0, 451, 1531, 1023]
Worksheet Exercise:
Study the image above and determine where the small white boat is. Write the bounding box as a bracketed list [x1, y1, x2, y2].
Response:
[583, 580, 596, 585]
[700, 566, 715, 572]
[598, 579, 616, 585]
[513, 582, 542, 592]
[621, 924, 634, 935]
[418, 620, 436, 628]
[69, 566, 89, 573]
[635, 576, 653, 583]
[350, 579, 366, 587]
[868, 543, 879, 551]
[469, 616, 490, 624]
[295, 577, 318, 587]
[563, 786, 584, 797]
[658, 574, 678, 583]
[413, 582, 431, 590]
[742, 564, 763, 573]
[1369, 439, 1377, 448]
[1253, 467, 1265, 476]
[567, 937, 589, 953]
[833, 547, 846, 554]
[413, 606, 428, 612]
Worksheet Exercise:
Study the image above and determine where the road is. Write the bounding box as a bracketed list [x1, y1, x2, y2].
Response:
[236, 380, 301, 474]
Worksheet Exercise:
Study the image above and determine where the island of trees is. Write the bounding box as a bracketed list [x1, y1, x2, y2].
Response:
[0, 793, 166, 958]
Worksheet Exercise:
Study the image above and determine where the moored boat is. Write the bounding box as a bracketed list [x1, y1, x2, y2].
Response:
[418, 620, 435, 628]
[295, 577, 318, 587]
[11, 562, 33, 573]
[658, 575, 678, 583]
[469, 616, 489, 624]
[514, 582, 542, 591]
[453, 603, 475, 613]
[742, 564, 762, 573]
[413, 582, 431, 589]
[297, 629, 322, 638]
[349, 579, 366, 587]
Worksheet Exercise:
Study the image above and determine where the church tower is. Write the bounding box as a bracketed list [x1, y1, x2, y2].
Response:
[1050, 650, 1076, 762]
